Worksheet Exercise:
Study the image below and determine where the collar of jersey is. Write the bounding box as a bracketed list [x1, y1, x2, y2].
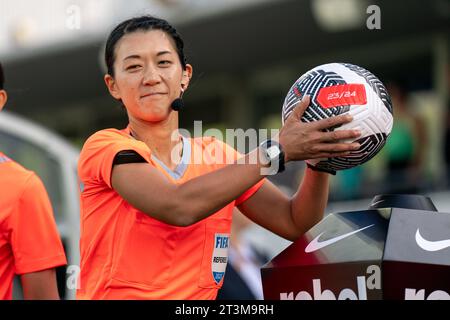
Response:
[149, 135, 191, 180]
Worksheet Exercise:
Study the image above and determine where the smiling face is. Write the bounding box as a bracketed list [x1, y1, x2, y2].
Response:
[105, 30, 192, 122]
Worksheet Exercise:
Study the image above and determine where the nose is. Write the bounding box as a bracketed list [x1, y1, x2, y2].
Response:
[142, 65, 161, 85]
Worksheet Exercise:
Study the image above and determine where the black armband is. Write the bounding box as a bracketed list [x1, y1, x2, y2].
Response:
[113, 150, 146, 165]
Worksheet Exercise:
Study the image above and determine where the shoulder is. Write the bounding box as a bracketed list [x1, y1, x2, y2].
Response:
[0, 156, 43, 202]
[19, 172, 49, 204]
[79, 128, 133, 159]
[78, 128, 151, 184]
[0, 155, 35, 188]
[82, 128, 130, 148]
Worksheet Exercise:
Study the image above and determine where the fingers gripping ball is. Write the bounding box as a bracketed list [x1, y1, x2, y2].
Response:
[282, 63, 394, 173]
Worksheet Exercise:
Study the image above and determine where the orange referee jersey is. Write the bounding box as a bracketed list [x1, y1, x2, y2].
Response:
[0, 152, 67, 300]
[77, 127, 264, 300]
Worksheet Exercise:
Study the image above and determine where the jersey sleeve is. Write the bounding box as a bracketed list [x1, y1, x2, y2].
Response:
[78, 130, 151, 189]
[217, 140, 266, 206]
[11, 174, 67, 275]
[234, 179, 265, 206]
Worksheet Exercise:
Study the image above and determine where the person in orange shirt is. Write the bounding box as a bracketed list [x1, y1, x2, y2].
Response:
[77, 16, 361, 300]
[0, 62, 67, 300]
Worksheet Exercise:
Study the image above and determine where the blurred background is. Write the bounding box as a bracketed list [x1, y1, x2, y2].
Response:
[0, 0, 449, 299]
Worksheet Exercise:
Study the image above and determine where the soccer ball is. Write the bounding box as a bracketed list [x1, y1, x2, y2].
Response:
[282, 63, 393, 172]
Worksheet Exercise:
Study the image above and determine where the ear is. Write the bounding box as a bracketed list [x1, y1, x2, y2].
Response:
[180, 64, 193, 91]
[0, 90, 7, 111]
[104, 74, 121, 100]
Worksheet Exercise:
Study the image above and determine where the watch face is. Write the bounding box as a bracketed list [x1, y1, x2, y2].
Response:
[267, 145, 281, 159]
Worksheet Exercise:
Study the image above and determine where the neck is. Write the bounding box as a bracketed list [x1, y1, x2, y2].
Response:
[128, 113, 182, 170]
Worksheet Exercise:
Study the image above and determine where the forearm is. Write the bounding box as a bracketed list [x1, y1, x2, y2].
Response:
[170, 149, 267, 226]
[21, 269, 60, 300]
[290, 167, 330, 236]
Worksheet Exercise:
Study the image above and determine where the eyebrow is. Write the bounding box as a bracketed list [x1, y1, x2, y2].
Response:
[123, 51, 172, 61]
[156, 51, 172, 57]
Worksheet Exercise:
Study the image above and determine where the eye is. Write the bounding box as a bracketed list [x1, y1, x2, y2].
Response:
[126, 64, 141, 71]
[158, 60, 171, 66]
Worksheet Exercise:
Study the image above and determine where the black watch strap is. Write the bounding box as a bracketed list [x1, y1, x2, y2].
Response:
[306, 162, 336, 175]
[260, 140, 285, 174]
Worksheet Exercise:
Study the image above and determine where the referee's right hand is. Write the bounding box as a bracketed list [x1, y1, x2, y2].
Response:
[278, 95, 361, 163]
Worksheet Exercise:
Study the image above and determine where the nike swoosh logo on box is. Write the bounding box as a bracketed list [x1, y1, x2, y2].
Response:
[305, 224, 374, 253]
[415, 229, 450, 252]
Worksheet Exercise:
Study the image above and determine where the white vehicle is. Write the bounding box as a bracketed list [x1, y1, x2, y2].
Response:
[0, 111, 80, 300]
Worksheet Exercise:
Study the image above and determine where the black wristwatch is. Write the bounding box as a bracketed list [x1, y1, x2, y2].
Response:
[259, 140, 285, 174]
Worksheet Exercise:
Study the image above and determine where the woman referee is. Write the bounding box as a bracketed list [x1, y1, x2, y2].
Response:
[76, 16, 361, 300]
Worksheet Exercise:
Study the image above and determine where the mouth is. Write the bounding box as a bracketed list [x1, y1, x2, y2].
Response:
[140, 93, 167, 99]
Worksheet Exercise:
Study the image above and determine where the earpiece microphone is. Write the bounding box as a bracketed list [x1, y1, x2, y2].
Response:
[170, 98, 184, 111]
[171, 88, 185, 111]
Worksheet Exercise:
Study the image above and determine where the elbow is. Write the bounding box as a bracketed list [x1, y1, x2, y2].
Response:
[148, 185, 207, 227]
[173, 216, 196, 227]
[162, 197, 198, 227]
[310, 213, 323, 229]
[286, 223, 314, 242]
[170, 208, 197, 227]
[300, 212, 323, 236]
[288, 207, 324, 242]
[286, 233, 301, 242]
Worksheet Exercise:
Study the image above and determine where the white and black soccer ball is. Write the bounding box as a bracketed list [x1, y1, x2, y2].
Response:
[282, 62, 394, 172]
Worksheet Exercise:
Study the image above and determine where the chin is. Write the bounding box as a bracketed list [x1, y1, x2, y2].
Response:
[133, 102, 168, 120]
[140, 109, 172, 122]
[126, 99, 175, 122]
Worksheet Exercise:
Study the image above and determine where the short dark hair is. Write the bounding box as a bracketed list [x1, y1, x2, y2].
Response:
[0, 62, 4, 90]
[105, 15, 187, 77]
